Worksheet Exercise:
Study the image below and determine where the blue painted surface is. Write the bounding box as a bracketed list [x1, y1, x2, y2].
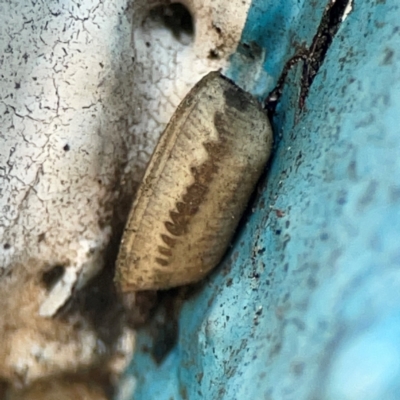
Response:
[119, 0, 400, 398]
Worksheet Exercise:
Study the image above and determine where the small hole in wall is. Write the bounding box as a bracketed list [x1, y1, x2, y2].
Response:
[41, 264, 66, 291]
[238, 41, 262, 60]
[208, 49, 220, 59]
[146, 3, 194, 45]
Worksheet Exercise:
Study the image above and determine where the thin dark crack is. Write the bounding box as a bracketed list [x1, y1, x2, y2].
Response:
[53, 78, 60, 115]
[299, 0, 352, 108]
[2, 102, 51, 123]
[264, 51, 308, 114]
[265, 0, 352, 113]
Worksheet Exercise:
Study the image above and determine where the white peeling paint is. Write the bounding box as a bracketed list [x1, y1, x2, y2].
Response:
[342, 0, 353, 22]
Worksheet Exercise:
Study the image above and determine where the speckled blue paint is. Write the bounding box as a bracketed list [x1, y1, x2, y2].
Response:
[118, 0, 400, 398]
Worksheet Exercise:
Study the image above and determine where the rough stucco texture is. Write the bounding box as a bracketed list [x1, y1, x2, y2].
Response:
[0, 0, 251, 386]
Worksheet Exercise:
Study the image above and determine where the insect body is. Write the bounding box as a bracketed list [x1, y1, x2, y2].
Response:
[116, 72, 273, 291]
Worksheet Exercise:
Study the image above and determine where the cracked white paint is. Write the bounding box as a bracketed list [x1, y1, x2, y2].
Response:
[0, 0, 251, 389]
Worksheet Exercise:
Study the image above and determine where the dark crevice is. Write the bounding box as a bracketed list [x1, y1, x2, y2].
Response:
[265, 0, 352, 113]
[299, 0, 352, 108]
[147, 288, 189, 364]
[264, 51, 308, 114]
[41, 264, 66, 291]
[146, 3, 194, 44]
[55, 240, 125, 348]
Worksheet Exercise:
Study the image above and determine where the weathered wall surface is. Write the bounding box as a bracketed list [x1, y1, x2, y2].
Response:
[0, 0, 250, 389]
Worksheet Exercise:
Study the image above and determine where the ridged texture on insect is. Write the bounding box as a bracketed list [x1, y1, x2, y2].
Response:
[116, 72, 273, 291]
